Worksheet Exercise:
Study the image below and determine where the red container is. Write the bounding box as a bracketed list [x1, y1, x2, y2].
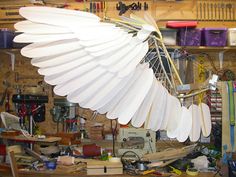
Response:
[83, 144, 101, 157]
[0, 144, 6, 156]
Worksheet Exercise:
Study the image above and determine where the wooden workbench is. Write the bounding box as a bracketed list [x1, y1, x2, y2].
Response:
[0, 171, 219, 177]
[0, 135, 61, 143]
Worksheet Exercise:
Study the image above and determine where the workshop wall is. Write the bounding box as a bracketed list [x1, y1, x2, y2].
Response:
[0, 0, 236, 138]
[0, 52, 114, 135]
[0, 0, 236, 28]
[0, 51, 235, 136]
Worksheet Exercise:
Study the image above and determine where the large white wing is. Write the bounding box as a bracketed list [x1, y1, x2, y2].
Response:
[14, 6, 157, 125]
[15, 7, 199, 142]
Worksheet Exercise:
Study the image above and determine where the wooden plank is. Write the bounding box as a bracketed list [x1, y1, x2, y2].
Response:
[0, 135, 61, 143]
[8, 151, 19, 177]
[3, 171, 218, 177]
[143, 144, 197, 161]
[221, 81, 236, 152]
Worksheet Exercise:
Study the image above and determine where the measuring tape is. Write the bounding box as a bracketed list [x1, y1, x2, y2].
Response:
[186, 168, 199, 176]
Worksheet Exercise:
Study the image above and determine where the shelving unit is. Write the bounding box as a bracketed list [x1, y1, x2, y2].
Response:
[166, 46, 236, 52]
[1, 46, 236, 52]
[0, 48, 20, 52]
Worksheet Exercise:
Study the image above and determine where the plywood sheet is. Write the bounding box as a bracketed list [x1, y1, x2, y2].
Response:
[221, 81, 236, 152]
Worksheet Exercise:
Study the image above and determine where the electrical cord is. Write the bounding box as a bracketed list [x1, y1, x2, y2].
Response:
[120, 151, 142, 176]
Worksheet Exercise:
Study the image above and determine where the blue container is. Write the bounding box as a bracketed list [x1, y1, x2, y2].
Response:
[178, 28, 202, 46]
[45, 161, 57, 170]
[203, 28, 227, 47]
[0, 29, 14, 48]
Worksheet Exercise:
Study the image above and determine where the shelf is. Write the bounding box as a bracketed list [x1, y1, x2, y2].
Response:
[0, 48, 21, 52]
[1, 46, 236, 53]
[166, 46, 236, 52]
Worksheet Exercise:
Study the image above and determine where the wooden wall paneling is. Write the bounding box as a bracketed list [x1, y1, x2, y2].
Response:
[0, 51, 56, 133]
[154, 0, 196, 21]
[0, 50, 116, 136]
[0, 0, 235, 28]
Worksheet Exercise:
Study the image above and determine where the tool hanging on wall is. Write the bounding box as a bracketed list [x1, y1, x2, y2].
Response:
[116, 1, 148, 16]
[196, 0, 236, 21]
[5, 92, 11, 112]
[12, 94, 48, 133]
[4, 52, 15, 71]
[0, 72, 11, 106]
[88, 1, 106, 15]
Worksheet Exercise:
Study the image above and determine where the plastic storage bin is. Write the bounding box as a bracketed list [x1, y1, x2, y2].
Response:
[228, 28, 236, 46]
[178, 27, 202, 46]
[0, 29, 14, 48]
[160, 28, 177, 45]
[203, 28, 227, 47]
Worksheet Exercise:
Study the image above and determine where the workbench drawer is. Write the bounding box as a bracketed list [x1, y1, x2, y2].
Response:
[87, 161, 123, 175]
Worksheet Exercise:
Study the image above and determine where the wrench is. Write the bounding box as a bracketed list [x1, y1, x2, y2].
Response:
[221, 3, 225, 21]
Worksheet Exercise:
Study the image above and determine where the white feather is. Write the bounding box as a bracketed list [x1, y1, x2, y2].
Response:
[38, 55, 94, 76]
[176, 106, 192, 142]
[19, 7, 100, 27]
[110, 42, 148, 74]
[98, 65, 143, 114]
[146, 82, 167, 131]
[14, 33, 77, 43]
[79, 31, 126, 47]
[31, 49, 89, 68]
[87, 71, 135, 110]
[70, 72, 114, 104]
[98, 41, 139, 66]
[21, 39, 82, 58]
[131, 77, 156, 127]
[55, 66, 105, 96]
[20, 6, 99, 20]
[45, 61, 97, 85]
[14, 20, 72, 34]
[117, 42, 149, 77]
[107, 64, 153, 124]
[84, 34, 132, 53]
[166, 97, 182, 138]
[199, 103, 212, 137]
